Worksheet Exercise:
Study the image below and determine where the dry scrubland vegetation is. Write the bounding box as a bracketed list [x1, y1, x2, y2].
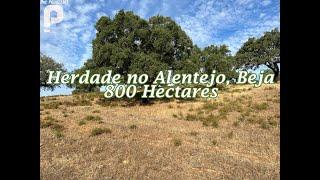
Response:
[40, 83, 280, 179]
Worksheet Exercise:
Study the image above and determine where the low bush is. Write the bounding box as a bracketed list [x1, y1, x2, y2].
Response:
[90, 127, 112, 136]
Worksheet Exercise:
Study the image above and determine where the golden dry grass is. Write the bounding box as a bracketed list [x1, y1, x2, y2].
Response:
[40, 83, 280, 179]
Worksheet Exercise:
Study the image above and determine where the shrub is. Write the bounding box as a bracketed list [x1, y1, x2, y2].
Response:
[218, 107, 229, 116]
[264, 86, 275, 90]
[42, 102, 61, 109]
[253, 102, 268, 111]
[272, 98, 280, 103]
[202, 115, 219, 128]
[185, 114, 198, 121]
[190, 131, 198, 136]
[239, 114, 246, 122]
[80, 92, 101, 100]
[129, 124, 137, 129]
[260, 118, 277, 129]
[202, 102, 219, 111]
[211, 139, 218, 145]
[231, 89, 242, 93]
[267, 98, 273, 102]
[210, 120, 219, 128]
[268, 119, 278, 126]
[92, 110, 100, 113]
[53, 130, 64, 138]
[197, 110, 204, 115]
[84, 115, 102, 121]
[173, 138, 182, 146]
[41, 117, 64, 131]
[96, 98, 109, 107]
[227, 131, 234, 139]
[40, 121, 55, 128]
[78, 120, 86, 126]
[90, 128, 112, 136]
[74, 99, 92, 106]
[50, 124, 64, 131]
[202, 120, 210, 126]
[243, 110, 251, 117]
[247, 117, 256, 124]
[41, 116, 58, 129]
[260, 121, 270, 129]
[63, 99, 92, 106]
[44, 116, 55, 121]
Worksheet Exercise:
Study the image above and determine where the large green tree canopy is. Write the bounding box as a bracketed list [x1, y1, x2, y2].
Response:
[91, 10, 194, 82]
[40, 53, 66, 90]
[235, 28, 280, 81]
[201, 44, 236, 80]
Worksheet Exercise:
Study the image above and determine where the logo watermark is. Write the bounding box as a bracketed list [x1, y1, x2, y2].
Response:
[41, 0, 68, 32]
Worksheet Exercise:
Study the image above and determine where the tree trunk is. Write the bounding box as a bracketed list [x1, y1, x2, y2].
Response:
[266, 62, 280, 82]
[273, 69, 279, 82]
[272, 62, 279, 82]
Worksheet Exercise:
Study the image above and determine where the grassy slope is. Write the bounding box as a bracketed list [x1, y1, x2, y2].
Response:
[40, 83, 280, 179]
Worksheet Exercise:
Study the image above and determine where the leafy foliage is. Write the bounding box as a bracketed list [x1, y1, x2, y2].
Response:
[235, 28, 280, 81]
[201, 45, 237, 81]
[40, 53, 66, 90]
[68, 59, 101, 93]
[74, 10, 196, 91]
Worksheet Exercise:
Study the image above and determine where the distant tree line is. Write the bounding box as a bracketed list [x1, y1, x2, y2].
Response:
[40, 10, 280, 92]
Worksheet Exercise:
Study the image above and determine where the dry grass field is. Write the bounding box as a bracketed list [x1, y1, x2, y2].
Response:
[40, 83, 280, 179]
